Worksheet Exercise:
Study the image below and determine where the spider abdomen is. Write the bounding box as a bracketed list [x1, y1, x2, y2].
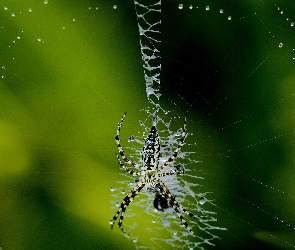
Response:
[142, 126, 160, 170]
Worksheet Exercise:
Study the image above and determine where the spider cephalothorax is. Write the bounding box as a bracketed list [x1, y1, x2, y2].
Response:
[110, 113, 207, 238]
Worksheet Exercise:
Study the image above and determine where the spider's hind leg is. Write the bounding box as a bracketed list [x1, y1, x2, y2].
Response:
[111, 181, 145, 236]
[157, 180, 206, 239]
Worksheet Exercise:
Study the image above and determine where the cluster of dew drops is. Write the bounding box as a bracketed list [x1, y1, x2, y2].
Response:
[177, 4, 232, 20]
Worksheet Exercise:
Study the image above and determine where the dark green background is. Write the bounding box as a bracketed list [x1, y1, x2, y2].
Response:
[0, 0, 295, 249]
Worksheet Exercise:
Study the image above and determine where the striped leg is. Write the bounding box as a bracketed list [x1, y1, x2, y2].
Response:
[111, 181, 145, 235]
[116, 113, 142, 169]
[157, 180, 206, 238]
[158, 116, 186, 171]
[116, 154, 141, 176]
[158, 170, 184, 177]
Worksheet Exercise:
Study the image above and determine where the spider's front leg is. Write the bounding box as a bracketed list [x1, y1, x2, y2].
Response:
[111, 181, 145, 235]
[157, 180, 206, 239]
[115, 113, 142, 170]
[158, 115, 187, 171]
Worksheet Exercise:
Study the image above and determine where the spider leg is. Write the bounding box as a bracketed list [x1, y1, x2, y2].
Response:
[158, 115, 186, 171]
[157, 170, 184, 177]
[116, 113, 142, 169]
[111, 181, 145, 235]
[116, 154, 141, 176]
[157, 180, 206, 239]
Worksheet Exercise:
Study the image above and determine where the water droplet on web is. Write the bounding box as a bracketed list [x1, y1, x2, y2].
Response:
[220, 9, 223, 14]
[178, 4, 183, 10]
[44, 0, 48, 4]
[128, 135, 135, 142]
[4, 6, 8, 11]
[113, 5, 117, 9]
[228, 16, 232, 20]
[199, 197, 206, 205]
[291, 22, 294, 26]
[206, 6, 210, 11]
[279, 43, 283, 48]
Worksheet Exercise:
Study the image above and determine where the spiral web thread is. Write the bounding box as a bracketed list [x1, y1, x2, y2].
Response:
[110, 1, 225, 249]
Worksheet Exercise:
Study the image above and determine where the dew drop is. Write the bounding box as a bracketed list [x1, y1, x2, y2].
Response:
[72, 19, 76, 22]
[110, 187, 115, 192]
[178, 4, 183, 10]
[279, 43, 283, 48]
[11, 13, 15, 17]
[228, 16, 232, 20]
[1, 75, 4, 79]
[173, 230, 177, 235]
[17, 36, 20, 39]
[132, 238, 138, 243]
[113, 5, 117, 9]
[291, 22, 294, 26]
[189, 5, 193, 10]
[128, 135, 135, 142]
[62, 26, 65, 30]
[121, 190, 125, 194]
[206, 5, 210, 11]
[44, 0, 48, 4]
[4, 6, 8, 11]
[199, 197, 206, 205]
[37, 37, 42, 42]
[152, 219, 156, 223]
[280, 11, 283, 14]
[109, 220, 114, 225]
[29, 8, 32, 12]
[220, 9, 223, 14]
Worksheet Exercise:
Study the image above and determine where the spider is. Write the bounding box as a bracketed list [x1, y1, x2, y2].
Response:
[110, 113, 206, 238]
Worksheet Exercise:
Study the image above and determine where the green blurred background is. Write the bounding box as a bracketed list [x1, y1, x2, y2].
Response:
[0, 0, 295, 249]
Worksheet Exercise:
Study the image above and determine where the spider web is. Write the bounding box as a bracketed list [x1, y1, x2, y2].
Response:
[112, 1, 295, 249]
[110, 1, 225, 249]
